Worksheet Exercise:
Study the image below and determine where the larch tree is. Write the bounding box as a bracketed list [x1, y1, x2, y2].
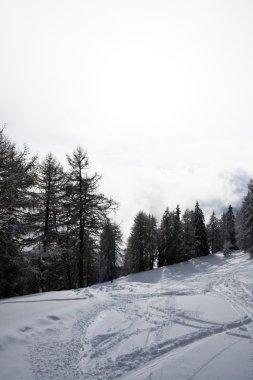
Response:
[66, 147, 116, 288]
[36, 153, 65, 252]
[34, 153, 66, 291]
[0, 128, 37, 297]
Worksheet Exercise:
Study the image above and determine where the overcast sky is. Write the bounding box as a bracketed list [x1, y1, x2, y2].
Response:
[0, 0, 253, 237]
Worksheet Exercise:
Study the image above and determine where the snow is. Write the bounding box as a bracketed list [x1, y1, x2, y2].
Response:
[0, 251, 253, 380]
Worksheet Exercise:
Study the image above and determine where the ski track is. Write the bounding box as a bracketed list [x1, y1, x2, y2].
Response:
[2, 252, 253, 380]
[211, 269, 253, 380]
[187, 338, 244, 380]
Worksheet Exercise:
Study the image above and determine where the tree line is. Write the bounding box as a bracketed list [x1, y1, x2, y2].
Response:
[0, 128, 119, 297]
[123, 203, 238, 274]
[0, 128, 252, 298]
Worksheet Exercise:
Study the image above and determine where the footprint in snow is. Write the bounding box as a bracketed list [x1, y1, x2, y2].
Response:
[47, 315, 60, 321]
[19, 326, 32, 332]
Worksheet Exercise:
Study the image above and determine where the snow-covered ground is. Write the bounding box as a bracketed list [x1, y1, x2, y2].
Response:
[0, 251, 253, 380]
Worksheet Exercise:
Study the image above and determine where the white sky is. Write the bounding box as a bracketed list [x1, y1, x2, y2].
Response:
[0, 0, 253, 237]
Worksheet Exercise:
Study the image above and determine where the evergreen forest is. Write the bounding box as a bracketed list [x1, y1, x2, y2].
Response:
[1, 128, 253, 298]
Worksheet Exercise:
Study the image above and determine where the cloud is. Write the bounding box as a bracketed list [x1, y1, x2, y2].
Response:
[227, 170, 251, 198]
[1, 0, 253, 237]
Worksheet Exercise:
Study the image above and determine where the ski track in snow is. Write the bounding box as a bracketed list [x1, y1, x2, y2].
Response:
[187, 338, 244, 380]
[1, 252, 253, 380]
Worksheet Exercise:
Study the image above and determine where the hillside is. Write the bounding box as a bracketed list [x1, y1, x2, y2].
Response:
[0, 251, 253, 380]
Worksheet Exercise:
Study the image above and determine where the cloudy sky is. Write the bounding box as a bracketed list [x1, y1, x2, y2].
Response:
[0, 0, 253, 236]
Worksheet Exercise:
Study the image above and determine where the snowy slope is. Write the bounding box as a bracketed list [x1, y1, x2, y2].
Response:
[0, 252, 253, 380]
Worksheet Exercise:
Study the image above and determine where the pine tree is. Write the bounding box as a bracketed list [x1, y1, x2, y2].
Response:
[158, 206, 185, 266]
[182, 208, 195, 260]
[171, 205, 185, 262]
[193, 202, 209, 257]
[146, 214, 158, 270]
[223, 205, 237, 251]
[124, 211, 156, 274]
[99, 220, 123, 282]
[158, 208, 174, 266]
[206, 211, 223, 254]
[125, 211, 148, 274]
[236, 180, 253, 253]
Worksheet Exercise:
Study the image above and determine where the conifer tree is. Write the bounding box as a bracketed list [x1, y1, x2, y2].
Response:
[124, 211, 157, 274]
[36, 153, 65, 251]
[236, 180, 253, 253]
[125, 211, 149, 273]
[223, 205, 237, 251]
[31, 154, 67, 291]
[0, 128, 37, 297]
[206, 211, 223, 254]
[66, 147, 116, 288]
[158, 208, 174, 266]
[182, 208, 195, 260]
[147, 214, 158, 270]
[171, 205, 185, 262]
[158, 207, 184, 266]
[99, 220, 123, 282]
[193, 202, 209, 257]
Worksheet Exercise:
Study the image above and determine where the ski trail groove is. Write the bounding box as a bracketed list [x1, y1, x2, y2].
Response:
[187, 338, 243, 380]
